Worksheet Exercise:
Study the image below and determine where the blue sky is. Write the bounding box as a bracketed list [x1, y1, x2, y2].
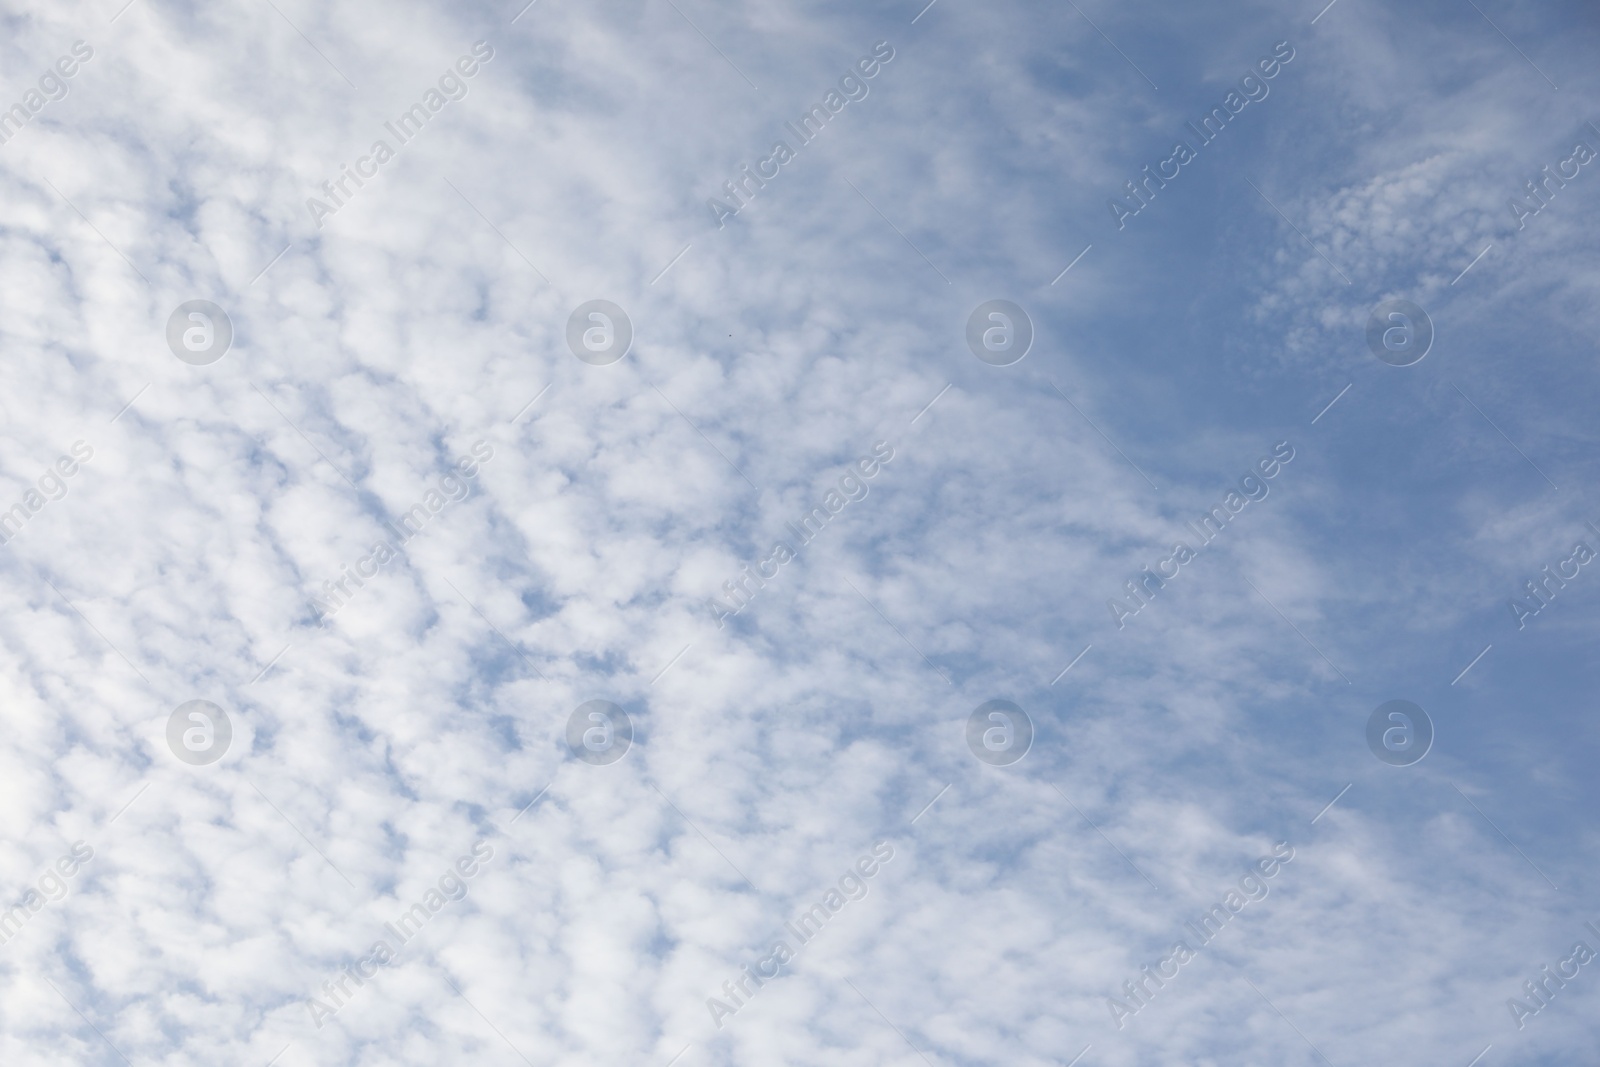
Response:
[0, 0, 1597, 1064]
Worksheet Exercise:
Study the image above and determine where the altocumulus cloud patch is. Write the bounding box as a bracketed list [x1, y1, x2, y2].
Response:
[2, 1, 1599, 1066]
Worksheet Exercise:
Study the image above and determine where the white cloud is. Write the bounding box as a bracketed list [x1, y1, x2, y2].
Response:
[1, 0, 1597, 1064]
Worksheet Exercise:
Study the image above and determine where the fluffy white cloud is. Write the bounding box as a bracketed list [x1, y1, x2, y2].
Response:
[1, 0, 1597, 1065]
